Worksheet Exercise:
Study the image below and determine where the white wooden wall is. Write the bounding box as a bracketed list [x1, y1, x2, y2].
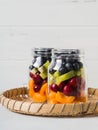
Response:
[0, 0, 98, 92]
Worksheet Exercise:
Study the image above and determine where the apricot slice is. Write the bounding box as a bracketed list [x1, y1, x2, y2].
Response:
[33, 92, 47, 102]
[48, 91, 56, 99]
[40, 83, 48, 96]
[56, 92, 75, 103]
[28, 79, 35, 91]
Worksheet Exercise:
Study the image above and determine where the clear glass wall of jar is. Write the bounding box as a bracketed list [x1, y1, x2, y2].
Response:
[28, 48, 52, 102]
[48, 49, 87, 104]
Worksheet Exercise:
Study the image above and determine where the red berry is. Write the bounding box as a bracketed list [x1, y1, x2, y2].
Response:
[29, 72, 34, 79]
[63, 85, 72, 96]
[58, 82, 65, 92]
[34, 84, 41, 92]
[33, 73, 42, 84]
[50, 84, 58, 92]
[69, 77, 77, 87]
[42, 79, 47, 84]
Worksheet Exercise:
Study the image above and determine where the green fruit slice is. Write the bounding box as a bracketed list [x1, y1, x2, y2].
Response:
[76, 68, 84, 76]
[40, 72, 47, 79]
[30, 68, 38, 74]
[38, 66, 46, 73]
[55, 70, 76, 85]
[43, 61, 50, 69]
[53, 71, 60, 78]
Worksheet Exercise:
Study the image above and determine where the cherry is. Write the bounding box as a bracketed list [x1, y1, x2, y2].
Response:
[42, 79, 47, 84]
[34, 84, 41, 92]
[33, 73, 42, 84]
[63, 85, 73, 96]
[58, 82, 65, 92]
[29, 72, 34, 79]
[50, 83, 58, 92]
[69, 77, 78, 87]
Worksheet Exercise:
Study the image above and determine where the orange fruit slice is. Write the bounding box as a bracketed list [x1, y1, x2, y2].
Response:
[28, 79, 35, 91]
[56, 92, 75, 103]
[33, 92, 46, 102]
[40, 83, 48, 96]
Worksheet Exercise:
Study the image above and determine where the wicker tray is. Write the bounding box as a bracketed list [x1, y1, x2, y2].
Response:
[0, 87, 98, 117]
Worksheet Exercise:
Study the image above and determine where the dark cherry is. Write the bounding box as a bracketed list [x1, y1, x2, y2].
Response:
[69, 77, 78, 87]
[58, 82, 66, 92]
[33, 73, 42, 84]
[50, 83, 58, 92]
[29, 72, 34, 79]
[63, 85, 73, 96]
[34, 84, 41, 92]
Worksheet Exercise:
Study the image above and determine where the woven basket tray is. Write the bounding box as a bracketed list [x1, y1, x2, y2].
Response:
[0, 87, 98, 117]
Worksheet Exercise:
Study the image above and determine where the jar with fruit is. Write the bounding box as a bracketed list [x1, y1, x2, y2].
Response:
[28, 48, 52, 102]
[48, 49, 87, 104]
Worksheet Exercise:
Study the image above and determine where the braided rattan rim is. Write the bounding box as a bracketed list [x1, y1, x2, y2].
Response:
[0, 87, 98, 117]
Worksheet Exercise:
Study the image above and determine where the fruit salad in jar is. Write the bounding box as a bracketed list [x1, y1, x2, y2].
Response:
[48, 49, 87, 104]
[28, 48, 52, 102]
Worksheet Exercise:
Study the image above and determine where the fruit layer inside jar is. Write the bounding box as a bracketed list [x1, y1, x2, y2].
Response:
[28, 61, 49, 102]
[48, 57, 87, 104]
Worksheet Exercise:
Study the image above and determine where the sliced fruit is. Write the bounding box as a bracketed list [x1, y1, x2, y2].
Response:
[30, 67, 38, 74]
[48, 99, 59, 104]
[53, 71, 60, 78]
[29, 90, 34, 97]
[40, 72, 47, 79]
[43, 60, 50, 69]
[56, 92, 75, 103]
[38, 66, 46, 73]
[76, 68, 84, 76]
[28, 79, 35, 91]
[40, 83, 48, 96]
[48, 91, 56, 99]
[55, 70, 75, 85]
[33, 93, 46, 102]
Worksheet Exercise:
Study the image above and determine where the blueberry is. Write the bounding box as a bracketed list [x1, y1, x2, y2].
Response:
[78, 61, 83, 68]
[65, 56, 72, 63]
[65, 63, 73, 71]
[49, 68, 56, 74]
[29, 65, 34, 70]
[59, 66, 68, 75]
[72, 62, 80, 70]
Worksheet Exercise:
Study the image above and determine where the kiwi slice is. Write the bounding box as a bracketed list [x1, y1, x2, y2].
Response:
[38, 66, 46, 73]
[40, 72, 47, 79]
[30, 68, 38, 74]
[43, 61, 50, 69]
[53, 71, 60, 78]
[55, 70, 76, 85]
[76, 68, 84, 76]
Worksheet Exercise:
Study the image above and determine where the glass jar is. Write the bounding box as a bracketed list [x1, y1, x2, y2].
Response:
[48, 49, 87, 104]
[28, 48, 52, 102]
